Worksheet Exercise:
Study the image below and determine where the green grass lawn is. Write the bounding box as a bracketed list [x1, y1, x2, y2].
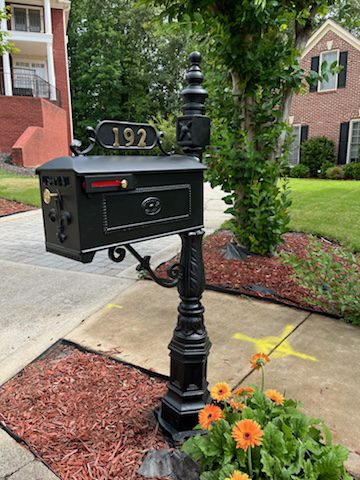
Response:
[288, 178, 360, 252]
[0, 168, 40, 207]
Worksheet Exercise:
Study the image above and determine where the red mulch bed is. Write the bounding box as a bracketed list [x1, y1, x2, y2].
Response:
[0, 344, 169, 480]
[157, 231, 342, 313]
[0, 198, 35, 217]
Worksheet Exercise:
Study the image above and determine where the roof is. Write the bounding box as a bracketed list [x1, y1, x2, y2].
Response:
[302, 19, 360, 57]
[36, 155, 207, 174]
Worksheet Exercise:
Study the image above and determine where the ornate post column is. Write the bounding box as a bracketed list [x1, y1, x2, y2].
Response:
[156, 52, 211, 442]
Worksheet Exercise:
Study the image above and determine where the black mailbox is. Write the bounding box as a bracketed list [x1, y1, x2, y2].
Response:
[36, 52, 213, 442]
[37, 154, 206, 263]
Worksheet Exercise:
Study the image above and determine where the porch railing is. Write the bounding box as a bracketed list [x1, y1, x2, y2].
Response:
[0, 68, 62, 107]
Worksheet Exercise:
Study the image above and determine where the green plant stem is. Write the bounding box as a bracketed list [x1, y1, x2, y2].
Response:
[248, 447, 253, 476]
[261, 366, 265, 392]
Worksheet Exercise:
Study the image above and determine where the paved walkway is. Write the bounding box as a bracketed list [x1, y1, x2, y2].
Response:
[0, 430, 57, 480]
[67, 281, 360, 478]
[0, 183, 228, 384]
[0, 183, 225, 277]
[0, 183, 229, 479]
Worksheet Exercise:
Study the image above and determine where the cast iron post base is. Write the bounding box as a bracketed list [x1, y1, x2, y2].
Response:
[157, 229, 211, 442]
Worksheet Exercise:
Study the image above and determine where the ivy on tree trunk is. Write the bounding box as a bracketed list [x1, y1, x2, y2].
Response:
[148, 0, 332, 255]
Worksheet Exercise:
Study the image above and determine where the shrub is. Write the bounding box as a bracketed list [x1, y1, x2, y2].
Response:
[352, 163, 360, 180]
[289, 164, 310, 178]
[301, 137, 336, 176]
[279, 237, 360, 325]
[149, 113, 181, 154]
[326, 166, 344, 180]
[280, 163, 291, 177]
[319, 161, 335, 178]
[343, 163, 354, 179]
[344, 162, 360, 180]
[182, 356, 352, 479]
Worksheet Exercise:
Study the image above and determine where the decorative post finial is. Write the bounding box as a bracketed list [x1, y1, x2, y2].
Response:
[176, 52, 210, 159]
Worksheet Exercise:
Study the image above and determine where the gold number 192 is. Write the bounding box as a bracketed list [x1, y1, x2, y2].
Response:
[112, 126, 148, 148]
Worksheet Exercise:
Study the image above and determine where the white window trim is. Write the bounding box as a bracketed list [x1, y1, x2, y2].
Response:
[347, 119, 360, 164]
[10, 4, 44, 33]
[318, 49, 340, 93]
[290, 124, 302, 165]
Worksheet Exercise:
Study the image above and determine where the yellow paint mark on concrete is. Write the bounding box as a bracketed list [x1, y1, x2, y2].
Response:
[233, 324, 317, 362]
[106, 303, 123, 310]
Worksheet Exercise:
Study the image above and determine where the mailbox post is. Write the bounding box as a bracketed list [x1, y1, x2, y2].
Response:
[156, 52, 211, 441]
[36, 52, 211, 442]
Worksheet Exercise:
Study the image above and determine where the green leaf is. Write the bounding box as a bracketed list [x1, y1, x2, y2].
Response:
[182, 435, 206, 462]
[208, 419, 231, 457]
[218, 464, 238, 479]
[262, 422, 287, 459]
[200, 470, 220, 480]
[314, 446, 349, 479]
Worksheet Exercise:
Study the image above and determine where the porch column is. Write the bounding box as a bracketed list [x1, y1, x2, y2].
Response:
[1, 0, 13, 96]
[44, 0, 56, 100]
[46, 43, 57, 100]
[43, 0, 52, 34]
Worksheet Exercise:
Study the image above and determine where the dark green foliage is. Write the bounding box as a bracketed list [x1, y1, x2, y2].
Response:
[326, 166, 344, 180]
[326, 0, 360, 37]
[319, 160, 335, 178]
[149, 113, 181, 154]
[301, 137, 336, 177]
[146, 0, 336, 255]
[290, 164, 310, 178]
[350, 163, 360, 180]
[68, 0, 191, 143]
[207, 125, 291, 256]
[343, 162, 360, 180]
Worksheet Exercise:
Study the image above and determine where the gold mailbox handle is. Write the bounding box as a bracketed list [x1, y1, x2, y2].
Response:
[43, 188, 59, 205]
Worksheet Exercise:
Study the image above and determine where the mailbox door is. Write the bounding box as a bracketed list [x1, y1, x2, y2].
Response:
[78, 171, 204, 253]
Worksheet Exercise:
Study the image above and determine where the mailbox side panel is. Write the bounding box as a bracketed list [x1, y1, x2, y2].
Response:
[38, 171, 87, 262]
[77, 170, 204, 254]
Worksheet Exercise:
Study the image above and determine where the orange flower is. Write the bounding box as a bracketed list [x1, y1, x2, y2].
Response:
[266, 389, 284, 405]
[231, 419, 264, 451]
[225, 472, 250, 480]
[229, 399, 245, 411]
[233, 386, 255, 397]
[210, 382, 231, 402]
[251, 352, 270, 370]
[198, 404, 223, 430]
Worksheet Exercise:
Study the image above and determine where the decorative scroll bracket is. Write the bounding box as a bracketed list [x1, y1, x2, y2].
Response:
[70, 121, 175, 156]
[108, 244, 182, 288]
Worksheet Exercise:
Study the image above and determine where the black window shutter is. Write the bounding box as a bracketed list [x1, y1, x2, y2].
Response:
[338, 122, 349, 164]
[310, 56, 320, 92]
[300, 125, 309, 162]
[300, 125, 309, 143]
[338, 51, 348, 88]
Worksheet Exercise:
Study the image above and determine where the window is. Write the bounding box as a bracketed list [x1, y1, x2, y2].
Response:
[348, 120, 360, 163]
[318, 50, 339, 92]
[12, 6, 43, 33]
[289, 125, 301, 165]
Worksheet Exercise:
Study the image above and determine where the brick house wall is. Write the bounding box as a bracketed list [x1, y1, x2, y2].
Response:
[290, 23, 360, 164]
[0, 96, 68, 166]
